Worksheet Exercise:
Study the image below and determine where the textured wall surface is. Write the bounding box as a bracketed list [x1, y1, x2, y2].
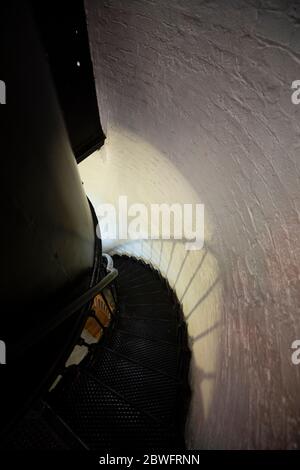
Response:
[83, 0, 300, 449]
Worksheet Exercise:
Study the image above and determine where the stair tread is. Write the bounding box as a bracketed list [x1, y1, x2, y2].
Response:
[87, 348, 179, 423]
[116, 316, 179, 343]
[105, 329, 179, 378]
[118, 302, 177, 319]
[2, 408, 70, 450]
[15, 254, 190, 451]
[50, 369, 180, 450]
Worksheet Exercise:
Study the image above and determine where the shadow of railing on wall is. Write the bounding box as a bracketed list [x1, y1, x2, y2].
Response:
[110, 237, 223, 448]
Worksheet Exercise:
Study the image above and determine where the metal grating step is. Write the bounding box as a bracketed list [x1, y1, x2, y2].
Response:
[105, 329, 179, 378]
[119, 303, 177, 321]
[114, 256, 153, 273]
[118, 291, 174, 307]
[117, 283, 170, 299]
[116, 269, 157, 286]
[87, 348, 180, 423]
[50, 368, 181, 451]
[2, 407, 70, 450]
[7, 254, 190, 450]
[116, 276, 166, 292]
[116, 316, 179, 343]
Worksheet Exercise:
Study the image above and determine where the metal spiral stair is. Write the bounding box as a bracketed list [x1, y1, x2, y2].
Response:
[3, 255, 191, 450]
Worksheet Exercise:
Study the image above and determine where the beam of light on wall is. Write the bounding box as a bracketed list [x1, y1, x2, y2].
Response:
[79, 126, 223, 442]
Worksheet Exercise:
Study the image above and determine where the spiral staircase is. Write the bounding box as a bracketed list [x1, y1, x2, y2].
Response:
[1, 4, 190, 449]
[2, 254, 191, 450]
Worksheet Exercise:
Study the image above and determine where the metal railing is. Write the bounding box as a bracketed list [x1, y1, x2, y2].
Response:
[13, 254, 118, 357]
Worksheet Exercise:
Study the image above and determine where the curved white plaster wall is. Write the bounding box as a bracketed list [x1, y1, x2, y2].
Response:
[79, 127, 223, 447]
[82, 0, 300, 449]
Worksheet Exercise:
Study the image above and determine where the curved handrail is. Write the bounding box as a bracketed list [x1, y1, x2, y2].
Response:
[13, 254, 118, 357]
